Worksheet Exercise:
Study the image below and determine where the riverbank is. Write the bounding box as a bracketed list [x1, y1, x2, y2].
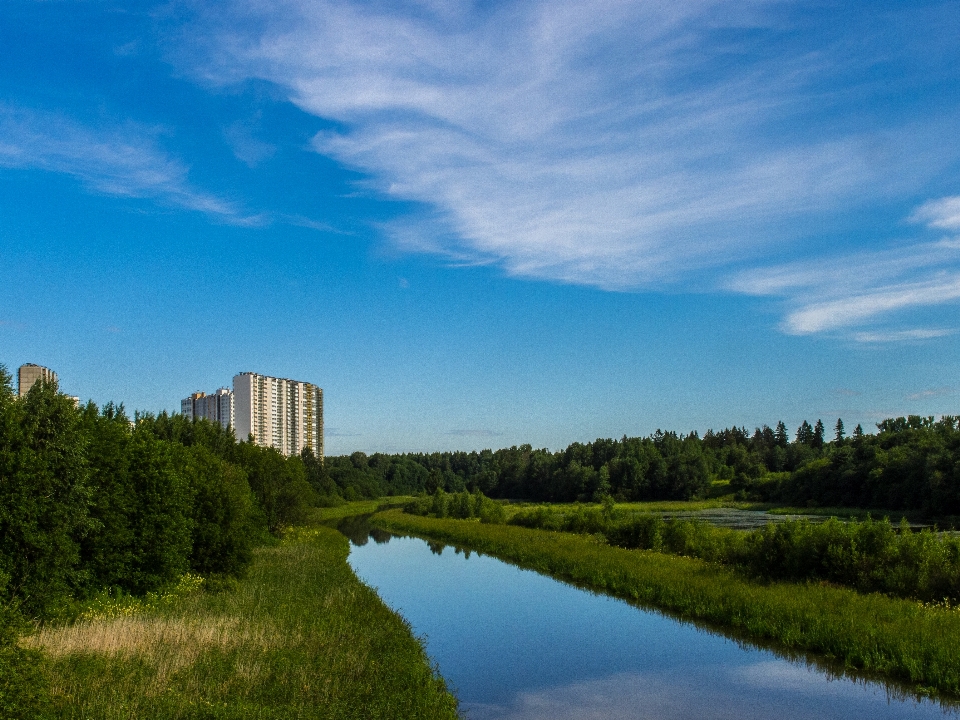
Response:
[373, 509, 960, 698]
[33, 506, 458, 719]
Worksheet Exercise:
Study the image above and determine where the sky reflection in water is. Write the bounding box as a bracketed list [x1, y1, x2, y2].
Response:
[345, 531, 954, 719]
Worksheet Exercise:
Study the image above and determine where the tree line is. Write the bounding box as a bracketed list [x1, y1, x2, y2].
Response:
[326, 416, 960, 517]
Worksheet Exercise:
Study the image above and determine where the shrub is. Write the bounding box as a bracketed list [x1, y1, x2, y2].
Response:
[0, 596, 50, 719]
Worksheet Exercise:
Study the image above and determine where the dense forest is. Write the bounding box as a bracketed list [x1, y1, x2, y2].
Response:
[327, 416, 960, 516]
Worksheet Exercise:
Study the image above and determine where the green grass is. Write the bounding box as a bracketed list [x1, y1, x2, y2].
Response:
[502, 498, 769, 516]
[311, 497, 411, 522]
[373, 509, 960, 699]
[34, 504, 458, 720]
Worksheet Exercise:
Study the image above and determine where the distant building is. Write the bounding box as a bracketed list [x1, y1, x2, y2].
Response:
[233, 372, 323, 459]
[201, 387, 234, 431]
[180, 388, 234, 432]
[181, 392, 206, 420]
[18, 363, 58, 397]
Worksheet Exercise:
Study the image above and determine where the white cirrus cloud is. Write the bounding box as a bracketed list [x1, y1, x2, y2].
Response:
[0, 103, 254, 223]
[853, 328, 955, 344]
[905, 386, 954, 401]
[729, 197, 960, 339]
[168, 0, 960, 289]
[910, 196, 960, 231]
[782, 275, 960, 335]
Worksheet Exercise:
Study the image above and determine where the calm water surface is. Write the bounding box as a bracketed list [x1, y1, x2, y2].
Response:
[342, 524, 957, 720]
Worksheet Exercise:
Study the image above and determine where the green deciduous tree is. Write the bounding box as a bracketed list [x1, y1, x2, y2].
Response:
[0, 370, 91, 618]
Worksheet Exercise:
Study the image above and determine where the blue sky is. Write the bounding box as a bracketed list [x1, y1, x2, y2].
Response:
[1, 0, 959, 454]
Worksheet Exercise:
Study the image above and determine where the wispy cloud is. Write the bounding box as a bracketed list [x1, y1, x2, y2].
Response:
[0, 103, 252, 222]
[910, 196, 960, 231]
[324, 428, 361, 437]
[905, 386, 953, 401]
[833, 388, 861, 397]
[446, 428, 502, 439]
[170, 0, 960, 289]
[278, 213, 352, 234]
[730, 202, 960, 338]
[854, 329, 955, 344]
[223, 119, 276, 167]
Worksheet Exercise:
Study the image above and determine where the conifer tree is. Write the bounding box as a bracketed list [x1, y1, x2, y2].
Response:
[834, 418, 845, 443]
[813, 420, 825, 449]
[774, 421, 788, 447]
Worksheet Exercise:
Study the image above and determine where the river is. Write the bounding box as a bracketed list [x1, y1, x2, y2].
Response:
[340, 519, 957, 719]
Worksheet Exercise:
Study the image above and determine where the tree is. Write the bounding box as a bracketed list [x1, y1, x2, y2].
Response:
[774, 421, 789, 447]
[834, 418, 845, 443]
[301, 447, 337, 497]
[0, 374, 91, 617]
[812, 420, 825, 449]
[235, 443, 315, 532]
[123, 430, 193, 594]
[593, 465, 612, 502]
[181, 445, 254, 577]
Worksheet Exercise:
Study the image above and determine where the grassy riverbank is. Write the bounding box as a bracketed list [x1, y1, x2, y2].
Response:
[33, 506, 458, 719]
[374, 509, 960, 698]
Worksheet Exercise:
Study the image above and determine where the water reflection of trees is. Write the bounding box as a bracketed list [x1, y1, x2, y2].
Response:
[336, 514, 395, 547]
[370, 528, 392, 545]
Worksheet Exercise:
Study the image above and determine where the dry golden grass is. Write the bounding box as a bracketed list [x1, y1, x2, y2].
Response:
[30, 613, 282, 659]
[28, 613, 284, 696]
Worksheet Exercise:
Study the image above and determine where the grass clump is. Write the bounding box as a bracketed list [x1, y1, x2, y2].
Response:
[374, 509, 960, 697]
[35, 509, 458, 720]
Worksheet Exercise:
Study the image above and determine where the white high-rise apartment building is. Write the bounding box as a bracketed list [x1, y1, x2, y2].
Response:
[18, 363, 58, 397]
[180, 388, 235, 432]
[233, 372, 323, 459]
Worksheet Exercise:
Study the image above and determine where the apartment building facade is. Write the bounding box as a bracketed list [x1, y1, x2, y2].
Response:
[232, 372, 323, 459]
[18, 363, 58, 397]
[181, 388, 235, 432]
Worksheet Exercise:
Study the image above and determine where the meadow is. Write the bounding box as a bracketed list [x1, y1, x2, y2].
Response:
[28, 505, 458, 720]
[374, 508, 960, 698]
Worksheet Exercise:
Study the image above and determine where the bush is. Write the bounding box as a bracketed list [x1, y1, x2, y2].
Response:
[405, 489, 506, 523]
[0, 598, 50, 719]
